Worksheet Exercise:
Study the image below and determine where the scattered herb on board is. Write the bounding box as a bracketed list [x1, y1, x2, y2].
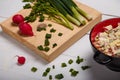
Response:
[52, 43, 57, 48]
[31, 67, 38, 72]
[37, 23, 47, 32]
[37, 45, 50, 52]
[55, 74, 64, 79]
[50, 28, 56, 33]
[58, 32, 63, 36]
[44, 39, 50, 46]
[45, 33, 52, 39]
[37, 27, 46, 32]
[37, 45, 44, 50]
[48, 24, 52, 27]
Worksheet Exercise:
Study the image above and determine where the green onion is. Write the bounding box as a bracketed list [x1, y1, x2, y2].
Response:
[61, 63, 67, 68]
[81, 66, 91, 70]
[48, 24, 52, 27]
[44, 46, 50, 52]
[42, 72, 48, 77]
[23, 3, 31, 9]
[37, 45, 44, 50]
[58, 33, 63, 36]
[76, 56, 84, 64]
[52, 65, 55, 69]
[68, 59, 73, 64]
[50, 28, 56, 33]
[52, 43, 57, 48]
[49, 75, 52, 80]
[45, 67, 51, 73]
[45, 33, 52, 39]
[44, 39, 50, 46]
[55, 74, 64, 79]
[31, 67, 37, 72]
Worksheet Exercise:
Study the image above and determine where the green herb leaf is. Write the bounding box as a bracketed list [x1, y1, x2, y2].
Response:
[37, 27, 46, 32]
[37, 45, 44, 50]
[48, 24, 52, 27]
[31, 67, 37, 72]
[44, 46, 50, 52]
[42, 72, 48, 77]
[44, 39, 50, 46]
[76, 56, 84, 64]
[23, 3, 31, 9]
[68, 59, 73, 64]
[61, 63, 67, 68]
[49, 75, 52, 80]
[81, 66, 91, 70]
[71, 70, 79, 77]
[52, 65, 55, 69]
[55, 74, 64, 79]
[45, 67, 51, 73]
[22, 0, 35, 2]
[45, 33, 52, 39]
[50, 28, 56, 33]
[58, 33, 63, 36]
[52, 43, 57, 48]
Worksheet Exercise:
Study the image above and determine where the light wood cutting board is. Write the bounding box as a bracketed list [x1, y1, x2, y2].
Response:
[0, 1, 102, 62]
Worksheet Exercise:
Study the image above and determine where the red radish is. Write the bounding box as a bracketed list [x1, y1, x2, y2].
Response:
[19, 22, 34, 36]
[17, 56, 26, 65]
[12, 14, 24, 24]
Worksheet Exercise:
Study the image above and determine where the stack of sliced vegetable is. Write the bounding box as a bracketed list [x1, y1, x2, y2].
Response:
[22, 0, 92, 30]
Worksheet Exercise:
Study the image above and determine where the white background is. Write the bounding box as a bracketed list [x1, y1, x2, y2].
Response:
[0, 0, 120, 80]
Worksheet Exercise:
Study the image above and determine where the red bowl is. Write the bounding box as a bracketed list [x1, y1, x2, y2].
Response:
[90, 17, 120, 42]
[89, 18, 120, 72]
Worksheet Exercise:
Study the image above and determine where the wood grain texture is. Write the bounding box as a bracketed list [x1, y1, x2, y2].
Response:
[0, 1, 102, 62]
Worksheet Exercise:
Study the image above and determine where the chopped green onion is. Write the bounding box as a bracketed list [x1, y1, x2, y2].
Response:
[23, 3, 31, 9]
[49, 75, 52, 80]
[37, 27, 46, 32]
[68, 59, 73, 64]
[58, 33, 63, 36]
[48, 24, 52, 27]
[55, 74, 64, 79]
[71, 70, 79, 77]
[42, 72, 48, 77]
[50, 28, 56, 33]
[61, 63, 67, 68]
[52, 43, 57, 48]
[44, 39, 50, 46]
[37, 45, 44, 50]
[44, 46, 50, 52]
[31, 67, 37, 72]
[45, 67, 51, 73]
[45, 33, 52, 39]
[52, 65, 55, 69]
[81, 66, 91, 70]
[76, 56, 84, 64]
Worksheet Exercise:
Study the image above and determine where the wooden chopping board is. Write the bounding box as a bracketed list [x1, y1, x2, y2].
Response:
[0, 1, 102, 62]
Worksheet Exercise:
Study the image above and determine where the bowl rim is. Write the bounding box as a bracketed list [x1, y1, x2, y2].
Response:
[89, 17, 120, 58]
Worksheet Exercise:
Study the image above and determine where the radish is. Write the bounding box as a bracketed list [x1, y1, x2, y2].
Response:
[17, 56, 26, 65]
[12, 14, 24, 25]
[19, 22, 34, 36]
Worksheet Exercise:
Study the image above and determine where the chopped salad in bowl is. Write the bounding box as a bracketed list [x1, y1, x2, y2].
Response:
[93, 23, 120, 57]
